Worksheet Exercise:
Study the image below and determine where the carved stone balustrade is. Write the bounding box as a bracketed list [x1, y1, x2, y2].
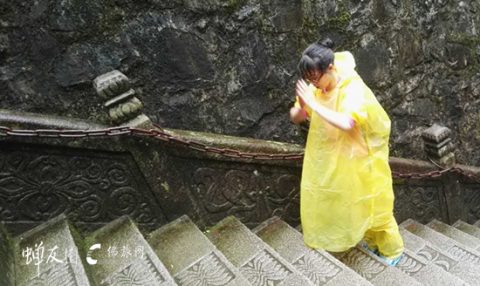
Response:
[93, 70, 152, 128]
[422, 124, 456, 167]
[1, 111, 480, 235]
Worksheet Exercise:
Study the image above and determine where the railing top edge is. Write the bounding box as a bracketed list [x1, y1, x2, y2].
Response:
[389, 157, 437, 173]
[0, 109, 106, 130]
[3, 110, 477, 174]
[0, 110, 304, 154]
[452, 163, 480, 176]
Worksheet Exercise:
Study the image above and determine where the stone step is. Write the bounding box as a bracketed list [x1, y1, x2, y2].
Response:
[474, 220, 480, 228]
[253, 216, 373, 286]
[397, 248, 467, 286]
[0, 224, 14, 286]
[398, 228, 469, 286]
[148, 215, 250, 286]
[427, 219, 480, 251]
[85, 216, 176, 286]
[334, 246, 423, 286]
[453, 220, 480, 240]
[13, 214, 91, 286]
[400, 219, 480, 265]
[206, 216, 314, 286]
[400, 227, 476, 285]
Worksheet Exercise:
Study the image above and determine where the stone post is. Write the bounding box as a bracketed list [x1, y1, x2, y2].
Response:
[421, 124, 455, 167]
[93, 70, 153, 128]
[422, 124, 465, 223]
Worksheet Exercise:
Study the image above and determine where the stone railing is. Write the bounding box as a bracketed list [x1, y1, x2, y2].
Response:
[1, 109, 479, 237]
[0, 70, 478, 236]
[0, 109, 304, 236]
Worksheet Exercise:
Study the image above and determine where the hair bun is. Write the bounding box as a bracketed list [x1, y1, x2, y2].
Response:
[318, 38, 335, 50]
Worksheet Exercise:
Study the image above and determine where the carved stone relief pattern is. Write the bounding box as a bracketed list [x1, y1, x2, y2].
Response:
[340, 248, 385, 280]
[462, 184, 480, 223]
[393, 184, 443, 223]
[292, 250, 341, 285]
[448, 245, 480, 264]
[193, 167, 300, 227]
[26, 260, 77, 286]
[102, 255, 166, 286]
[416, 245, 457, 272]
[396, 253, 425, 276]
[0, 146, 164, 229]
[240, 249, 292, 286]
[174, 252, 235, 286]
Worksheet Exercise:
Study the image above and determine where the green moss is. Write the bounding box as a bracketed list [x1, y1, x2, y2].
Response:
[301, 1, 352, 44]
[447, 33, 480, 47]
[324, 0, 352, 31]
[325, 10, 351, 31]
[67, 221, 97, 284]
[446, 33, 480, 72]
[477, 114, 480, 139]
[224, 0, 247, 15]
[301, 15, 317, 38]
[98, 0, 125, 35]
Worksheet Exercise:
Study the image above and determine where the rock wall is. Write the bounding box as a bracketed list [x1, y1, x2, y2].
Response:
[1, 0, 480, 164]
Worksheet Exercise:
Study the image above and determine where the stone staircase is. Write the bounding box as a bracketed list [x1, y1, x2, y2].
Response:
[2, 215, 480, 286]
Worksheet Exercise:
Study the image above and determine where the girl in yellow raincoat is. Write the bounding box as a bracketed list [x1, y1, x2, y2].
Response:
[290, 38, 404, 266]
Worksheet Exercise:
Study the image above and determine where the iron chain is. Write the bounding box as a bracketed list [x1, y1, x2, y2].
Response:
[0, 126, 303, 161]
[1, 125, 478, 182]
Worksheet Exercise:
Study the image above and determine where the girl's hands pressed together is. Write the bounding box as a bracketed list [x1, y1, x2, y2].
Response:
[295, 79, 316, 108]
[295, 78, 355, 131]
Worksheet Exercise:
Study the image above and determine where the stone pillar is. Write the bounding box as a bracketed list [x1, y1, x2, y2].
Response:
[421, 124, 455, 167]
[93, 70, 153, 128]
[422, 124, 465, 223]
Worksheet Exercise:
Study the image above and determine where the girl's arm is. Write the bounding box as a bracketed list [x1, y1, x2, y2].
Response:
[296, 79, 355, 131]
[289, 106, 308, 124]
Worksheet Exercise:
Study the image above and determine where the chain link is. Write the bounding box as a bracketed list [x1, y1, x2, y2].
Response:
[0, 125, 304, 161]
[392, 167, 480, 182]
[392, 169, 450, 180]
[0, 125, 478, 182]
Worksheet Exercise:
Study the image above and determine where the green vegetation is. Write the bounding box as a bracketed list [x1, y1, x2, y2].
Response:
[99, 2, 125, 34]
[326, 9, 351, 31]
[447, 33, 480, 47]
[446, 33, 480, 72]
[225, 0, 247, 15]
[300, 0, 353, 49]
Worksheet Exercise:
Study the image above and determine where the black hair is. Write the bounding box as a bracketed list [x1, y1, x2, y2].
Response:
[298, 38, 335, 79]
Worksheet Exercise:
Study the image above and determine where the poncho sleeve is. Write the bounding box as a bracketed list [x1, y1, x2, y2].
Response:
[338, 79, 368, 126]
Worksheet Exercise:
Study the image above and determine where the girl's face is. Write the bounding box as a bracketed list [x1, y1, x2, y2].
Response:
[304, 65, 335, 91]
[304, 70, 324, 89]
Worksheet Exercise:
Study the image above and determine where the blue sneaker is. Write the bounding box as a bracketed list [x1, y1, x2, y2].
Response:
[377, 253, 404, 266]
[359, 241, 378, 256]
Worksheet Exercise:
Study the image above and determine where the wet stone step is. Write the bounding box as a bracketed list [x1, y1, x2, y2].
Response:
[207, 216, 314, 286]
[14, 214, 91, 286]
[427, 219, 480, 251]
[253, 216, 372, 286]
[400, 228, 475, 286]
[0, 224, 14, 286]
[334, 246, 423, 286]
[396, 249, 467, 286]
[85, 216, 176, 286]
[148, 215, 250, 286]
[400, 219, 480, 266]
[453, 220, 480, 241]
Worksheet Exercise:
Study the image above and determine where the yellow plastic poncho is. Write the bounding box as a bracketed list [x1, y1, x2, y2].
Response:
[297, 51, 403, 256]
